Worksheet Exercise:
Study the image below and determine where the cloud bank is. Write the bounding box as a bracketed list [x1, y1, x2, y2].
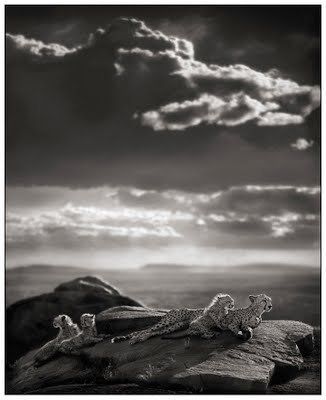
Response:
[6, 16, 320, 188]
[7, 17, 320, 132]
[7, 184, 320, 251]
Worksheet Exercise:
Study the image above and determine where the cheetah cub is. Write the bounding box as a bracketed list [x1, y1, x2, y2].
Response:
[19, 314, 80, 369]
[219, 293, 272, 340]
[58, 313, 105, 354]
[112, 293, 234, 345]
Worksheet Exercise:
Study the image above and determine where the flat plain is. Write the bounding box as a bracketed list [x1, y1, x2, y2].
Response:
[6, 263, 320, 326]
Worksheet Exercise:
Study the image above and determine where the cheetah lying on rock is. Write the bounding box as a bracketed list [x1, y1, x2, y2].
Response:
[19, 314, 81, 369]
[58, 313, 106, 354]
[219, 293, 272, 340]
[164, 293, 272, 347]
[112, 293, 235, 345]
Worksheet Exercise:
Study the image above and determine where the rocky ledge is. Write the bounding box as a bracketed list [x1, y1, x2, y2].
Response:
[6, 276, 142, 363]
[8, 304, 316, 394]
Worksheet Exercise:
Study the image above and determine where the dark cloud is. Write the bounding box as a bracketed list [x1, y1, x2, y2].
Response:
[6, 32, 78, 57]
[6, 10, 320, 189]
[199, 185, 320, 215]
[110, 21, 319, 130]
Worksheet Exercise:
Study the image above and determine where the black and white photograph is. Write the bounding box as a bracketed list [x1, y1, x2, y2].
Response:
[5, 4, 321, 395]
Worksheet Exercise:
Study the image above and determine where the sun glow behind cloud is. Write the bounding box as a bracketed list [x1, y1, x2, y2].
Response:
[6, 185, 320, 269]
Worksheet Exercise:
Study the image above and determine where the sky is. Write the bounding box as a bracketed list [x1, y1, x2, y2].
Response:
[5, 6, 321, 269]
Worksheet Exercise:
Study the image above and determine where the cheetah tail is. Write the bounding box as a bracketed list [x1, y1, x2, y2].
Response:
[111, 333, 133, 343]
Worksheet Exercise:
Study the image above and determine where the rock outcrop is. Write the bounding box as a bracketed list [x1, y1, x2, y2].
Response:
[96, 306, 168, 334]
[26, 383, 181, 394]
[9, 305, 315, 394]
[6, 276, 142, 364]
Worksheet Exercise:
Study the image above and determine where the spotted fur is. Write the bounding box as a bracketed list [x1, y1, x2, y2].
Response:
[20, 315, 80, 369]
[219, 294, 273, 340]
[111, 293, 234, 345]
[58, 313, 104, 354]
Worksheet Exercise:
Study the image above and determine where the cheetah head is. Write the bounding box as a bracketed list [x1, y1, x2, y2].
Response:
[249, 294, 272, 312]
[53, 314, 73, 329]
[80, 313, 96, 328]
[205, 293, 235, 315]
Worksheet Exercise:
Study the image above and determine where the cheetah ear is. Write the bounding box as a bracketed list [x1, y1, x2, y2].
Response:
[249, 295, 257, 303]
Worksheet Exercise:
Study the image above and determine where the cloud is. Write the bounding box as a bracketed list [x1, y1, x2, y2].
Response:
[6, 17, 320, 188]
[291, 138, 314, 151]
[7, 17, 320, 132]
[6, 184, 320, 251]
[106, 17, 194, 59]
[261, 212, 317, 238]
[257, 112, 304, 126]
[140, 93, 280, 131]
[114, 21, 320, 130]
[6, 33, 79, 58]
[195, 185, 320, 242]
[6, 202, 190, 249]
[197, 184, 320, 216]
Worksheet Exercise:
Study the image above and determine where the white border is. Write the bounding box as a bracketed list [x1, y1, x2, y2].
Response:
[1, 1, 323, 399]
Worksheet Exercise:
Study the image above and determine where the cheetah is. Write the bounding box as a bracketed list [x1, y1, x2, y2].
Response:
[58, 313, 105, 354]
[219, 293, 272, 340]
[19, 314, 80, 369]
[111, 293, 235, 345]
[163, 294, 272, 347]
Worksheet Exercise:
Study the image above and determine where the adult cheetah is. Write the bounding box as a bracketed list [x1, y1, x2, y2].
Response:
[163, 293, 272, 347]
[111, 293, 234, 345]
[219, 293, 272, 340]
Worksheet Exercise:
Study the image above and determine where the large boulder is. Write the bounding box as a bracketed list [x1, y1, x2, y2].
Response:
[7, 355, 94, 394]
[10, 307, 315, 394]
[96, 306, 168, 334]
[6, 276, 143, 364]
[54, 276, 121, 295]
[26, 384, 180, 394]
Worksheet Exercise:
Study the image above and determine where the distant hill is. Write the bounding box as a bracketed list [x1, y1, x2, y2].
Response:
[7, 264, 90, 275]
[8, 261, 319, 274]
[141, 262, 319, 274]
[141, 263, 199, 271]
[231, 263, 320, 275]
[5, 262, 320, 326]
